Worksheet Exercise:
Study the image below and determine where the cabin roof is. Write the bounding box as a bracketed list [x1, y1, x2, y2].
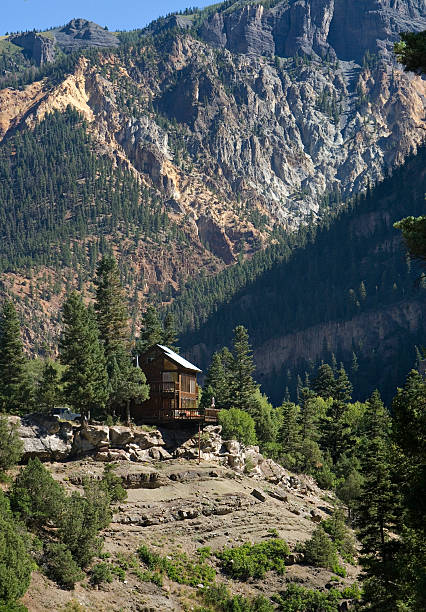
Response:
[156, 344, 202, 373]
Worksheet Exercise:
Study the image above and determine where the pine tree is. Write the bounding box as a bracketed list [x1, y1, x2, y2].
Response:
[200, 350, 230, 410]
[229, 325, 258, 412]
[357, 390, 398, 608]
[320, 366, 353, 463]
[278, 401, 301, 470]
[0, 300, 31, 414]
[162, 312, 179, 352]
[59, 293, 109, 420]
[390, 370, 426, 609]
[138, 305, 163, 354]
[312, 364, 335, 399]
[94, 254, 129, 363]
[35, 360, 61, 414]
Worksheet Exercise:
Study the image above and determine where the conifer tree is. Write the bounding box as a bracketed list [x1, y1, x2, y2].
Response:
[229, 325, 258, 412]
[312, 364, 335, 399]
[59, 293, 108, 420]
[0, 300, 31, 414]
[94, 254, 129, 363]
[357, 390, 397, 608]
[35, 360, 61, 414]
[200, 348, 233, 410]
[278, 401, 301, 470]
[162, 312, 179, 352]
[138, 305, 163, 354]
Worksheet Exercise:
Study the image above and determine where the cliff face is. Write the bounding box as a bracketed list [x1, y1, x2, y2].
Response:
[0, 0, 425, 355]
[200, 0, 426, 62]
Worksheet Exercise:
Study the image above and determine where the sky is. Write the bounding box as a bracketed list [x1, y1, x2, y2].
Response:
[1, 0, 215, 36]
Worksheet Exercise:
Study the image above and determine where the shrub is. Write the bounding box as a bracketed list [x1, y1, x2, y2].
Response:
[100, 463, 127, 502]
[201, 583, 275, 612]
[10, 457, 65, 529]
[0, 514, 34, 606]
[218, 408, 257, 445]
[272, 584, 342, 611]
[59, 480, 111, 568]
[217, 539, 290, 580]
[90, 562, 113, 585]
[0, 416, 23, 479]
[44, 542, 84, 589]
[137, 545, 215, 587]
[322, 510, 356, 563]
[303, 526, 339, 570]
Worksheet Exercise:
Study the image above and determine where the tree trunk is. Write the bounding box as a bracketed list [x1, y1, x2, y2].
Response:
[126, 400, 131, 426]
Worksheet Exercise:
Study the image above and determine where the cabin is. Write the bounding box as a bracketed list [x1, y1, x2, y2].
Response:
[133, 344, 219, 425]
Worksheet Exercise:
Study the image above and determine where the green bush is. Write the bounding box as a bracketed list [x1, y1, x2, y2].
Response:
[59, 479, 112, 568]
[303, 526, 339, 570]
[44, 542, 84, 589]
[201, 583, 274, 611]
[10, 457, 65, 530]
[272, 584, 342, 611]
[0, 416, 23, 479]
[218, 408, 257, 445]
[0, 514, 34, 606]
[137, 545, 215, 587]
[90, 562, 113, 585]
[322, 510, 356, 563]
[216, 539, 290, 580]
[100, 464, 127, 503]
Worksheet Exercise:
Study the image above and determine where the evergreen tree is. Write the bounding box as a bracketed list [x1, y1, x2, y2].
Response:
[357, 390, 398, 608]
[35, 360, 61, 414]
[163, 312, 179, 352]
[320, 366, 353, 463]
[94, 254, 129, 364]
[229, 325, 258, 412]
[200, 348, 232, 410]
[0, 300, 31, 414]
[138, 305, 163, 354]
[107, 354, 149, 423]
[59, 293, 108, 420]
[0, 415, 23, 479]
[390, 370, 426, 609]
[312, 364, 335, 399]
[278, 401, 302, 470]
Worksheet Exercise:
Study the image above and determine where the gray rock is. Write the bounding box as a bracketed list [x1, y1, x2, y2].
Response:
[81, 425, 109, 448]
[10, 32, 56, 65]
[109, 426, 134, 447]
[251, 488, 267, 502]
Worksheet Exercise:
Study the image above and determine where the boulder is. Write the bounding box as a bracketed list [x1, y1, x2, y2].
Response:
[80, 425, 109, 447]
[12, 415, 74, 461]
[251, 488, 267, 502]
[227, 454, 244, 471]
[224, 440, 241, 455]
[133, 429, 164, 450]
[109, 426, 134, 447]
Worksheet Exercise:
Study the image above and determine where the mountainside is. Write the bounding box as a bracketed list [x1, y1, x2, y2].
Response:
[180, 146, 426, 404]
[0, 0, 425, 357]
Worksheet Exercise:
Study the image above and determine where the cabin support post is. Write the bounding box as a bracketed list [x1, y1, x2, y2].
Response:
[198, 421, 201, 465]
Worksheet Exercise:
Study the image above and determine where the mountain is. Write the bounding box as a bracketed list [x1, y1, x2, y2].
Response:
[178, 145, 426, 404]
[0, 0, 424, 365]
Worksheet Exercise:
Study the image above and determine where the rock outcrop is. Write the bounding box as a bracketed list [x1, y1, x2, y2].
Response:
[8, 415, 317, 497]
[10, 32, 56, 65]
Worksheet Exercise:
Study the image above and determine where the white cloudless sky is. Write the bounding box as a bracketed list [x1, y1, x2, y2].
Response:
[1, 0, 215, 36]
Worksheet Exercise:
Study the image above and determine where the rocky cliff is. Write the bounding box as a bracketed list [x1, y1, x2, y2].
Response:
[0, 0, 425, 353]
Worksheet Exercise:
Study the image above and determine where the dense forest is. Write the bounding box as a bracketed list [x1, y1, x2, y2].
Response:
[177, 146, 426, 404]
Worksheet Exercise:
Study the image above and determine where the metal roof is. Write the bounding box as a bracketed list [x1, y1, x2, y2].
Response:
[157, 345, 202, 373]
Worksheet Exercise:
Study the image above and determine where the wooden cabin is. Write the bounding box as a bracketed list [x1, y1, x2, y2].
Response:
[133, 344, 219, 425]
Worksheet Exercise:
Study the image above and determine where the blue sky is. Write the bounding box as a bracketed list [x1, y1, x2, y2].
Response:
[2, 0, 215, 36]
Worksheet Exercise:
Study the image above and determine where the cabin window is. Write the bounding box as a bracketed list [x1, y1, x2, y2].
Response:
[162, 371, 177, 382]
[182, 398, 197, 410]
[182, 374, 196, 394]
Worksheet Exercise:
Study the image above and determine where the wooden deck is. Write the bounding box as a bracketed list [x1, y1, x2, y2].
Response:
[133, 405, 220, 425]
